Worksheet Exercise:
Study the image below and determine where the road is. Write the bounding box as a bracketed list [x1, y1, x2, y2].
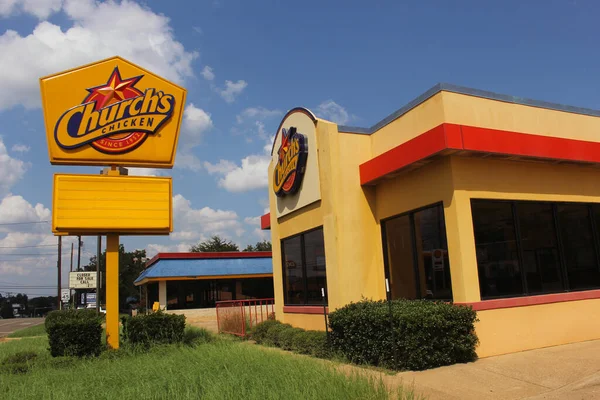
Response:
[0, 318, 44, 338]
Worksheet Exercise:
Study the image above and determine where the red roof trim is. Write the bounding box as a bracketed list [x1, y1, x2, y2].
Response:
[145, 251, 272, 268]
[360, 123, 600, 185]
[457, 289, 600, 311]
[261, 213, 271, 230]
[283, 305, 329, 314]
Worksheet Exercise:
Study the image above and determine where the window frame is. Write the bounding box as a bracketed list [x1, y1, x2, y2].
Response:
[281, 226, 327, 306]
[471, 198, 600, 300]
[381, 201, 452, 301]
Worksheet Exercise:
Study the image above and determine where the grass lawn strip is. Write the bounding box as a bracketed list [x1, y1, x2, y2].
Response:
[7, 323, 46, 338]
[0, 334, 411, 400]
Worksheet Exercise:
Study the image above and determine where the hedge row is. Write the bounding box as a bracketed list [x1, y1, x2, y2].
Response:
[45, 309, 103, 358]
[249, 320, 331, 359]
[328, 299, 479, 371]
[121, 311, 186, 347]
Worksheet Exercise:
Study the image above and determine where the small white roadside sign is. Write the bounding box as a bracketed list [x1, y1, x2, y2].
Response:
[61, 289, 70, 303]
[69, 272, 97, 289]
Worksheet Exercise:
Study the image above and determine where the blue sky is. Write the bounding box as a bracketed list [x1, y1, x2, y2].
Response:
[0, 0, 597, 296]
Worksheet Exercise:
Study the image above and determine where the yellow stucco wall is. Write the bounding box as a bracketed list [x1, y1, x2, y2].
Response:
[476, 299, 600, 357]
[268, 90, 600, 356]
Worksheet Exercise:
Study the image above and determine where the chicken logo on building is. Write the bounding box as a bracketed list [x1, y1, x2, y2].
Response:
[273, 126, 308, 197]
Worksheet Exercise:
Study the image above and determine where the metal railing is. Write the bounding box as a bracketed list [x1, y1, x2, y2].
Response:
[215, 298, 275, 337]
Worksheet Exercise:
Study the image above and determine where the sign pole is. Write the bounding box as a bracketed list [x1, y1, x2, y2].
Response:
[106, 233, 119, 349]
[57, 236, 62, 310]
[96, 235, 101, 313]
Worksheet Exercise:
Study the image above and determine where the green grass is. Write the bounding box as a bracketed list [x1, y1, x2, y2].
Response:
[0, 333, 420, 400]
[7, 323, 46, 338]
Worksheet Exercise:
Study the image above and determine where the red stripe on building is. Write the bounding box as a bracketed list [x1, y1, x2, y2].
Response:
[360, 123, 600, 185]
[261, 213, 271, 230]
[457, 290, 600, 311]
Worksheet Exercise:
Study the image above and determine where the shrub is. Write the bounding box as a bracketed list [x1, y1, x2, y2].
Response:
[45, 309, 103, 358]
[183, 326, 214, 347]
[328, 299, 479, 371]
[121, 310, 185, 347]
[248, 319, 280, 344]
[278, 327, 304, 351]
[250, 320, 333, 359]
[291, 330, 331, 359]
[0, 351, 38, 374]
[262, 321, 293, 347]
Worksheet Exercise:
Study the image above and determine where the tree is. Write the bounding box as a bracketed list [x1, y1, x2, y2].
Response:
[82, 245, 148, 310]
[189, 235, 239, 252]
[0, 301, 13, 319]
[243, 240, 272, 252]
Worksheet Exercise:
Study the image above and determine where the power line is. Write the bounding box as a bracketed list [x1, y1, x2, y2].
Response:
[0, 253, 59, 256]
[0, 244, 56, 249]
[0, 221, 49, 226]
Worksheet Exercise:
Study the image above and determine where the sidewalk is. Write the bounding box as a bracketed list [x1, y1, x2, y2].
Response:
[393, 340, 600, 399]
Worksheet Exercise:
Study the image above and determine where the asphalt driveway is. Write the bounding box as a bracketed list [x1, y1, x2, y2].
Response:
[0, 318, 44, 338]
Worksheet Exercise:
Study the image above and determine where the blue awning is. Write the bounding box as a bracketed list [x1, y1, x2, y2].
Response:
[134, 257, 273, 285]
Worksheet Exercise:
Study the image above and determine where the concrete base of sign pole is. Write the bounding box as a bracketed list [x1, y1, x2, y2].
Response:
[106, 234, 119, 349]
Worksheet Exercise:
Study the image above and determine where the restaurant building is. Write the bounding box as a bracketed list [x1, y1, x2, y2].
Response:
[262, 83, 600, 357]
[134, 252, 273, 310]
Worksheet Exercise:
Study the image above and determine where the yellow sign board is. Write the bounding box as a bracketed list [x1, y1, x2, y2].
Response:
[40, 56, 186, 168]
[52, 174, 172, 235]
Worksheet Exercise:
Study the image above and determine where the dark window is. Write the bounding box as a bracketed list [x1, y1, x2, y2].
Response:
[516, 203, 563, 294]
[472, 201, 522, 298]
[558, 204, 600, 290]
[281, 228, 327, 306]
[383, 203, 452, 301]
[472, 199, 600, 300]
[281, 235, 304, 305]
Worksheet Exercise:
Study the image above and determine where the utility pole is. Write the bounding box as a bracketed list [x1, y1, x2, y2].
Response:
[77, 236, 82, 308]
[77, 236, 82, 271]
[70, 243, 74, 309]
[96, 236, 101, 313]
[57, 236, 62, 310]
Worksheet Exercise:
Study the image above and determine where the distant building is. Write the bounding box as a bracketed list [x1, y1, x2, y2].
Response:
[134, 252, 273, 310]
[12, 303, 23, 317]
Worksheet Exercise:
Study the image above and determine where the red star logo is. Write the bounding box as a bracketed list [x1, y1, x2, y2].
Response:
[84, 67, 143, 111]
[278, 128, 293, 163]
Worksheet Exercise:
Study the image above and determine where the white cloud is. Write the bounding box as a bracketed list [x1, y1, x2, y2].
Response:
[11, 144, 29, 153]
[172, 194, 244, 239]
[204, 159, 236, 175]
[127, 167, 161, 176]
[216, 155, 270, 193]
[0, 0, 63, 19]
[182, 104, 213, 147]
[244, 216, 260, 226]
[201, 65, 214, 81]
[174, 152, 203, 172]
[0, 194, 84, 295]
[0, 138, 28, 194]
[0, 194, 50, 229]
[234, 107, 281, 142]
[316, 100, 351, 125]
[144, 194, 247, 257]
[145, 243, 190, 258]
[218, 80, 247, 103]
[0, 0, 198, 110]
[206, 138, 273, 193]
[175, 104, 213, 171]
[236, 107, 281, 124]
